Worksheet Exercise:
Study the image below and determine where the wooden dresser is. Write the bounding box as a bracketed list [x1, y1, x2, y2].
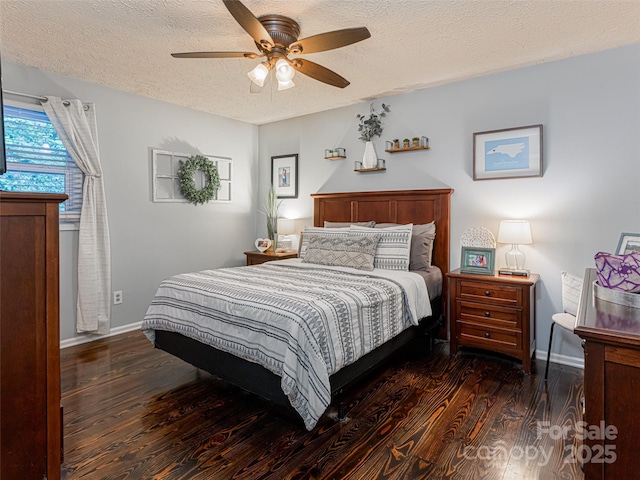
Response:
[448, 269, 539, 373]
[0, 192, 66, 480]
[575, 267, 640, 479]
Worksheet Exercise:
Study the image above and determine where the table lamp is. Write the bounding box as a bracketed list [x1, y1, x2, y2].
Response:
[276, 218, 296, 251]
[497, 220, 533, 276]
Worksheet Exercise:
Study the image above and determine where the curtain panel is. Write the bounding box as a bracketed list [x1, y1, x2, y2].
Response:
[42, 96, 112, 334]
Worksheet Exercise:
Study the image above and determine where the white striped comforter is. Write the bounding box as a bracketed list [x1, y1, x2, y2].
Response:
[142, 259, 430, 430]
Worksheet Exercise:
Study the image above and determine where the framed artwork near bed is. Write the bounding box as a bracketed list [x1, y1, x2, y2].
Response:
[616, 232, 640, 255]
[271, 154, 298, 198]
[473, 125, 543, 181]
[460, 247, 495, 275]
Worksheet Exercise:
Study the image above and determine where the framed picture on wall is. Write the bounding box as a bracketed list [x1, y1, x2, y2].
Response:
[460, 247, 496, 275]
[271, 154, 298, 198]
[473, 124, 543, 180]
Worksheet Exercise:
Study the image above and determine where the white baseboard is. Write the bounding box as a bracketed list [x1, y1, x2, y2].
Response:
[60, 321, 143, 349]
[535, 349, 584, 370]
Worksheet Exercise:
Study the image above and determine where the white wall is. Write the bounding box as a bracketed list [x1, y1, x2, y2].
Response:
[5, 44, 639, 362]
[3, 61, 260, 342]
[258, 44, 640, 365]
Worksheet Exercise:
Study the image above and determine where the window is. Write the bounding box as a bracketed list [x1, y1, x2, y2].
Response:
[152, 149, 232, 203]
[0, 101, 83, 221]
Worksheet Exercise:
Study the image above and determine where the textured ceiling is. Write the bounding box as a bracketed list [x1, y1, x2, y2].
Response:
[1, 0, 639, 125]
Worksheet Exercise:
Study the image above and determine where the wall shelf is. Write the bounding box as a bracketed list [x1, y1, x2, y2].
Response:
[354, 158, 386, 172]
[385, 136, 429, 152]
[385, 146, 431, 153]
[325, 148, 346, 160]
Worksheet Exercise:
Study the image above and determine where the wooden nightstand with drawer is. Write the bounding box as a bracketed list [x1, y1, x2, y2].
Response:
[447, 269, 539, 373]
[244, 250, 298, 266]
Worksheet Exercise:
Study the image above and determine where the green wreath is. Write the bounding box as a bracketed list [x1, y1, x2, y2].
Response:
[178, 155, 220, 205]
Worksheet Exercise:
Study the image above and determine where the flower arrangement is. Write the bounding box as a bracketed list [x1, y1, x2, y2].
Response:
[356, 103, 390, 141]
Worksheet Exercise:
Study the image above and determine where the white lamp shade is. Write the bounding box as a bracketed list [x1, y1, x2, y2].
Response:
[275, 58, 295, 82]
[277, 79, 295, 91]
[497, 220, 533, 245]
[248, 63, 270, 87]
[277, 217, 295, 235]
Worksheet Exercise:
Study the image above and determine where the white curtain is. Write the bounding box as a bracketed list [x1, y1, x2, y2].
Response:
[42, 96, 112, 334]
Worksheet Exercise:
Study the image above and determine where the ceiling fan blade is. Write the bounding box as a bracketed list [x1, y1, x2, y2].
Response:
[292, 59, 350, 88]
[222, 0, 274, 47]
[290, 27, 371, 54]
[171, 51, 258, 59]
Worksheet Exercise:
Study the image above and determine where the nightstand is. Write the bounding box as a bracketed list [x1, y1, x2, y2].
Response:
[244, 250, 298, 266]
[447, 269, 539, 373]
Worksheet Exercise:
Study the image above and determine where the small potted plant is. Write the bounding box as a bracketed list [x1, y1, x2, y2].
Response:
[263, 186, 282, 251]
[412, 137, 420, 147]
[393, 139, 399, 149]
[403, 138, 410, 148]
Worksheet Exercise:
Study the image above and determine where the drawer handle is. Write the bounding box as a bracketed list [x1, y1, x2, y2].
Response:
[484, 311, 490, 317]
[484, 332, 491, 339]
[485, 290, 491, 296]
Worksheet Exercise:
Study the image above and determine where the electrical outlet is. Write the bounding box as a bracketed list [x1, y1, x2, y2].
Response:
[113, 290, 123, 305]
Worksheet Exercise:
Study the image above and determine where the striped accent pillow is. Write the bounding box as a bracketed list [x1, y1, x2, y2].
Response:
[561, 271, 583, 316]
[350, 224, 413, 271]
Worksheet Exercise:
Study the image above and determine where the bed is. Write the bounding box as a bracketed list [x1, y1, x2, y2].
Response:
[142, 188, 452, 429]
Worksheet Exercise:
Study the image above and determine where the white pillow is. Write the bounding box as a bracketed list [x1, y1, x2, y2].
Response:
[350, 224, 413, 271]
[561, 271, 583, 316]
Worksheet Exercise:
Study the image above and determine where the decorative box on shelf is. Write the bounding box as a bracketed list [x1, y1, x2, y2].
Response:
[385, 136, 430, 153]
[354, 158, 386, 172]
[324, 148, 346, 160]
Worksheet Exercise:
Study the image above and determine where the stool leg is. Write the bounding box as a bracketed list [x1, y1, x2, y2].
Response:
[545, 322, 556, 381]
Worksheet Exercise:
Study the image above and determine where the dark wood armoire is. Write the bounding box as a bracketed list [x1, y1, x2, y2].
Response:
[1, 191, 66, 480]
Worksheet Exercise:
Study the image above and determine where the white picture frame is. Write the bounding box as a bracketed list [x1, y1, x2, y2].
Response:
[473, 125, 543, 181]
[271, 154, 298, 199]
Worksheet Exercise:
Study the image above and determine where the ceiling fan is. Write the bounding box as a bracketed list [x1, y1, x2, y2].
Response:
[171, 0, 371, 90]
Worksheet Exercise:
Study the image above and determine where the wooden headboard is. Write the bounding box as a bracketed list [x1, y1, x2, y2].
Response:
[312, 188, 453, 327]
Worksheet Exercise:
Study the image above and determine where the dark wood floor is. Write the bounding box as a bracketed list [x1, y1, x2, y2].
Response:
[60, 331, 584, 480]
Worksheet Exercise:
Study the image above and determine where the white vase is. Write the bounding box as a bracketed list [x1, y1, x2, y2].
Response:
[362, 141, 377, 169]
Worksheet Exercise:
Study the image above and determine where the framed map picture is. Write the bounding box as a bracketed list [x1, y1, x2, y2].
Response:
[271, 154, 298, 198]
[473, 125, 543, 180]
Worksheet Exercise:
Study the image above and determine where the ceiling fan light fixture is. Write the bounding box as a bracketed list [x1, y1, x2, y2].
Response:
[173, 0, 372, 90]
[275, 58, 295, 83]
[247, 62, 270, 87]
[277, 79, 295, 91]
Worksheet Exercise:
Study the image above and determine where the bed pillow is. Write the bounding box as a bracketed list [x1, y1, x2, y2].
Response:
[410, 223, 436, 271]
[299, 227, 349, 259]
[302, 233, 381, 271]
[324, 220, 376, 228]
[350, 224, 413, 271]
[376, 222, 436, 271]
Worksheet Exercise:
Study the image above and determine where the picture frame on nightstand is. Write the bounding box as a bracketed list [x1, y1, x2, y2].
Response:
[460, 246, 495, 275]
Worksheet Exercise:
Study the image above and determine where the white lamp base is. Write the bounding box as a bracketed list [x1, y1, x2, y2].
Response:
[505, 244, 526, 270]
